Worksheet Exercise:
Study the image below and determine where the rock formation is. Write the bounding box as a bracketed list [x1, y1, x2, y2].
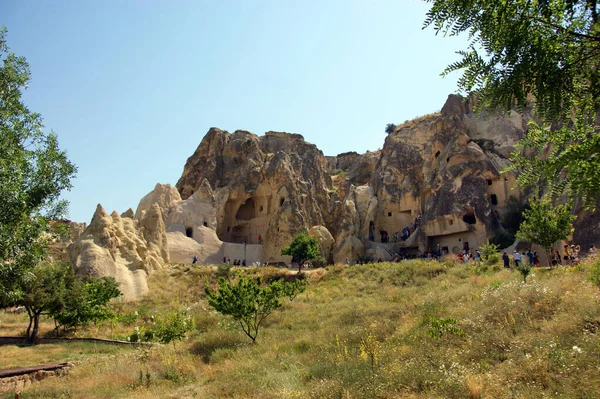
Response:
[68, 204, 169, 299]
[68, 94, 600, 299]
[175, 129, 334, 263]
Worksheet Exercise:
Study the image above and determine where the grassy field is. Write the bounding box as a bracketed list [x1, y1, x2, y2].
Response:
[2, 259, 600, 398]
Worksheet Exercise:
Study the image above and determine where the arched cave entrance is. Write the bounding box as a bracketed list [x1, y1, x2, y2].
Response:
[236, 198, 256, 220]
[186, 227, 193, 238]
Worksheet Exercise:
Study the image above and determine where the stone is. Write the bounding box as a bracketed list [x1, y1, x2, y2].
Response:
[308, 225, 335, 263]
[68, 204, 169, 299]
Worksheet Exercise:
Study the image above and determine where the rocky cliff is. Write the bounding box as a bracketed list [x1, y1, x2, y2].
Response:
[68, 94, 600, 299]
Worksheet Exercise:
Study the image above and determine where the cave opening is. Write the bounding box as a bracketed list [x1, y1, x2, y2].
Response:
[185, 227, 193, 238]
[462, 212, 476, 225]
[236, 198, 256, 221]
[490, 194, 498, 205]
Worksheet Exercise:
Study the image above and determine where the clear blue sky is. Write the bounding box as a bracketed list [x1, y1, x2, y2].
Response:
[3, 1, 467, 223]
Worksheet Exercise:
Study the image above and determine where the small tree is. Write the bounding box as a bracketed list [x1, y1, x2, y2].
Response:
[480, 241, 500, 266]
[52, 274, 121, 333]
[280, 279, 307, 302]
[280, 232, 320, 273]
[21, 263, 69, 343]
[516, 197, 576, 267]
[205, 277, 282, 343]
[385, 123, 397, 134]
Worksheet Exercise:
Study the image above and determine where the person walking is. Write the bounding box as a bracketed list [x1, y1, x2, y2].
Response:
[513, 250, 522, 267]
[502, 251, 510, 268]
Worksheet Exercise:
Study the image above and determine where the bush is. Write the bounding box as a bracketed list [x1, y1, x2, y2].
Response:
[480, 241, 500, 265]
[205, 277, 284, 343]
[127, 308, 194, 345]
[385, 123, 397, 134]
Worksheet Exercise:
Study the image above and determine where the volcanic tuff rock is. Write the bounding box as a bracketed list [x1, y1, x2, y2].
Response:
[69, 94, 600, 299]
[68, 204, 169, 299]
[176, 129, 335, 262]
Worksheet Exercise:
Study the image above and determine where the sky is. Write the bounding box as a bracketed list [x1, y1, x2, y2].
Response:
[3, 1, 468, 223]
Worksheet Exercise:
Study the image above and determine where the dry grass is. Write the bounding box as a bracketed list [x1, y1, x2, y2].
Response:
[2, 259, 600, 398]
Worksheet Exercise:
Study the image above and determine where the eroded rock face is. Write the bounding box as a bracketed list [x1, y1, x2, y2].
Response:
[308, 225, 335, 263]
[71, 93, 599, 288]
[176, 129, 334, 262]
[68, 204, 169, 299]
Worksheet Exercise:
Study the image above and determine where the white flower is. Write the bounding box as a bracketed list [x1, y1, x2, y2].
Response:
[572, 346, 582, 354]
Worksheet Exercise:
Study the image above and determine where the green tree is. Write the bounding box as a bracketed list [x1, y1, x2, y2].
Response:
[480, 241, 500, 265]
[423, 0, 600, 208]
[21, 263, 69, 343]
[280, 232, 320, 273]
[52, 274, 121, 333]
[205, 277, 283, 343]
[280, 278, 307, 302]
[516, 197, 576, 266]
[385, 123, 397, 134]
[0, 27, 76, 313]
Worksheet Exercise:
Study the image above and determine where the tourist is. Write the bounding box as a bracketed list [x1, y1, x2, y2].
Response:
[192, 255, 198, 264]
[502, 251, 510, 268]
[563, 244, 572, 266]
[590, 244, 598, 259]
[242, 259, 246, 267]
[513, 250, 522, 267]
[533, 251, 540, 265]
[526, 248, 534, 265]
[345, 258, 350, 265]
[572, 245, 581, 265]
[258, 234, 262, 244]
[552, 249, 561, 266]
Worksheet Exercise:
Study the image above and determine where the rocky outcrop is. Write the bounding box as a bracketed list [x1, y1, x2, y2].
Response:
[71, 93, 599, 287]
[175, 129, 334, 262]
[308, 225, 335, 263]
[68, 204, 169, 299]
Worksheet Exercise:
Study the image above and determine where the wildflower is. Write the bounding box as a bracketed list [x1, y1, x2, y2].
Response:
[572, 346, 582, 354]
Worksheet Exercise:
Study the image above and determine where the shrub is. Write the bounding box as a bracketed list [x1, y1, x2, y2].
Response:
[205, 277, 283, 343]
[127, 308, 194, 346]
[427, 317, 464, 339]
[385, 123, 397, 134]
[480, 241, 500, 265]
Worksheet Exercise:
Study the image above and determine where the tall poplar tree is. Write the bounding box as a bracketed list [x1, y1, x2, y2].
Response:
[0, 27, 77, 312]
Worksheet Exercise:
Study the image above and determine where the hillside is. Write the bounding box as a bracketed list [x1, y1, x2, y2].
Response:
[3, 259, 600, 398]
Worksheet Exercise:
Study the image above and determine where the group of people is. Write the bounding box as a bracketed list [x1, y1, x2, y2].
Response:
[502, 249, 540, 268]
[458, 249, 482, 263]
[222, 257, 247, 266]
[501, 244, 598, 268]
[368, 214, 423, 243]
[552, 244, 597, 266]
[398, 214, 422, 242]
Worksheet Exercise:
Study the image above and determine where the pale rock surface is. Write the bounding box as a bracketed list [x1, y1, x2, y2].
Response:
[308, 225, 335, 263]
[166, 226, 223, 264]
[68, 204, 169, 299]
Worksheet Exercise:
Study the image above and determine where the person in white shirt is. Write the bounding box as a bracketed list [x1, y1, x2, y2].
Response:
[513, 250, 522, 267]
